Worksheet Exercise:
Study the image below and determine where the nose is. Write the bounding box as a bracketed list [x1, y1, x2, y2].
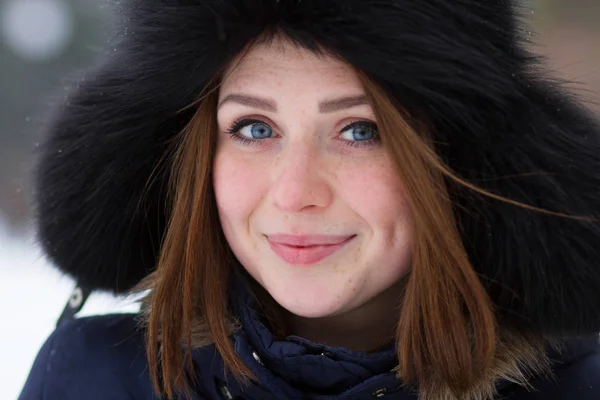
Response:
[269, 142, 334, 213]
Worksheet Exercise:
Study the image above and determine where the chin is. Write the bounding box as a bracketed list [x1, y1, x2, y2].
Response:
[264, 277, 355, 319]
[277, 298, 345, 319]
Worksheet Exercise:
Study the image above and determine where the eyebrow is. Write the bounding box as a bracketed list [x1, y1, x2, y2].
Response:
[217, 94, 369, 113]
[319, 95, 369, 113]
[218, 94, 277, 112]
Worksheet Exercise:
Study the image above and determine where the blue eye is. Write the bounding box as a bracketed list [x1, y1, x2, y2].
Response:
[224, 118, 379, 149]
[225, 119, 275, 146]
[233, 120, 273, 139]
[340, 121, 378, 142]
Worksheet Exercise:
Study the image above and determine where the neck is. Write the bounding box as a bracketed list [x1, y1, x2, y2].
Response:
[285, 281, 404, 352]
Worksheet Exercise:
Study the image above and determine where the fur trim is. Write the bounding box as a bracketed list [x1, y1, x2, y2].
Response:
[35, 0, 600, 339]
[408, 332, 552, 400]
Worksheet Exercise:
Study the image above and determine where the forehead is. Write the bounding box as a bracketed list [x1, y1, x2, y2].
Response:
[220, 39, 363, 94]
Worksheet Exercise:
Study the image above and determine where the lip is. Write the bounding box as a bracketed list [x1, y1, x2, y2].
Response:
[266, 234, 355, 265]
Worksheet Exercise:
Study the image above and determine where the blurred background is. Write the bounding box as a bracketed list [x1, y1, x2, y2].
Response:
[0, 0, 599, 398]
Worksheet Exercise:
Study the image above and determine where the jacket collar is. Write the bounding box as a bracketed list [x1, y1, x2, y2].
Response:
[219, 273, 600, 400]
[229, 273, 403, 399]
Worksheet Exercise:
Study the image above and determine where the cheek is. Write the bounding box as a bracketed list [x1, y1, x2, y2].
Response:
[212, 150, 267, 231]
[338, 156, 412, 232]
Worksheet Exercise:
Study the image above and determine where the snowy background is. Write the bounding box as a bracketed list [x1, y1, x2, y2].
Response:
[0, 216, 141, 400]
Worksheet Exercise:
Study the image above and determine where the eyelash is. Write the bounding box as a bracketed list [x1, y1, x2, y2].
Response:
[225, 119, 267, 147]
[224, 118, 380, 148]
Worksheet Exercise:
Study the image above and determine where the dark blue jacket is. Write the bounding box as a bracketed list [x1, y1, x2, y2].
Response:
[19, 304, 600, 400]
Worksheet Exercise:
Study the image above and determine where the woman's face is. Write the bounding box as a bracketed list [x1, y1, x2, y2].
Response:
[213, 40, 413, 319]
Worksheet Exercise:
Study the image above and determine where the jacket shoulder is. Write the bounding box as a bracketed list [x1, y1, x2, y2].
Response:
[501, 338, 600, 399]
[19, 313, 157, 400]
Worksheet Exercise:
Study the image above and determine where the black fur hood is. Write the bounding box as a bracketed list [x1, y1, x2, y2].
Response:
[34, 0, 600, 338]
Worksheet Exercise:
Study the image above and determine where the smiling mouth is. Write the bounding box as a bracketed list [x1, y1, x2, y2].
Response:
[266, 234, 356, 265]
